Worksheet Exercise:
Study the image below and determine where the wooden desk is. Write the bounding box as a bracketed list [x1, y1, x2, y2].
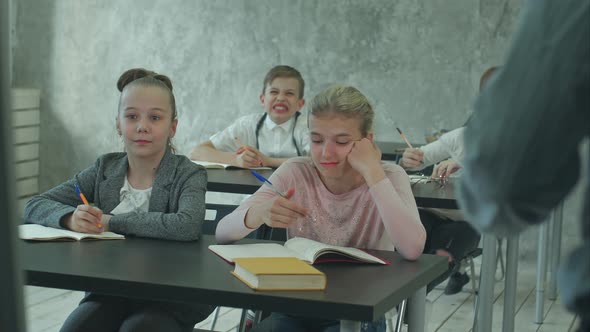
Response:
[22, 236, 446, 332]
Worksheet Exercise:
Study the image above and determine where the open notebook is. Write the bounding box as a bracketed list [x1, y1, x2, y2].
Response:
[210, 237, 387, 265]
[191, 160, 271, 170]
[19, 224, 125, 241]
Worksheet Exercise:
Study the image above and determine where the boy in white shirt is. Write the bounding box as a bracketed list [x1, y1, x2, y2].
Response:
[400, 126, 465, 176]
[191, 65, 308, 168]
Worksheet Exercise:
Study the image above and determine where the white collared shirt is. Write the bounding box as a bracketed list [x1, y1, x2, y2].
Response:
[209, 113, 310, 158]
[402, 127, 465, 173]
[110, 176, 152, 215]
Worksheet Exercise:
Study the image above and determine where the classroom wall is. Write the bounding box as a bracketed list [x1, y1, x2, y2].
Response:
[12, 0, 522, 189]
[8, 0, 16, 83]
[16, 0, 586, 260]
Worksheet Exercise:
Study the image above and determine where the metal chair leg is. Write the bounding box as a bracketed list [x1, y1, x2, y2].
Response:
[236, 309, 248, 332]
[210, 306, 220, 330]
[469, 256, 478, 294]
[394, 299, 407, 332]
[472, 293, 479, 332]
[495, 238, 506, 282]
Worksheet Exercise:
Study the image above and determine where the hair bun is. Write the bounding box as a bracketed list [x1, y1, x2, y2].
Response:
[116, 68, 174, 92]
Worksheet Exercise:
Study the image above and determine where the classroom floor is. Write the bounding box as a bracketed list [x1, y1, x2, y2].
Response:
[24, 259, 580, 332]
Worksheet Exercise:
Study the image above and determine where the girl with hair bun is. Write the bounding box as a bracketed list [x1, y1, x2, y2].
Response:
[24, 68, 213, 331]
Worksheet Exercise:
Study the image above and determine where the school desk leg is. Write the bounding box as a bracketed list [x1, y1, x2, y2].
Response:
[407, 286, 426, 332]
[340, 320, 361, 332]
[477, 234, 498, 332]
[502, 235, 519, 332]
[535, 220, 550, 324]
[548, 203, 563, 300]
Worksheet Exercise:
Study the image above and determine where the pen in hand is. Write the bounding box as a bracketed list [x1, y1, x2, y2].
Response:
[250, 170, 286, 198]
[74, 183, 89, 205]
[250, 170, 309, 233]
[234, 136, 246, 153]
[74, 183, 102, 229]
[396, 127, 414, 149]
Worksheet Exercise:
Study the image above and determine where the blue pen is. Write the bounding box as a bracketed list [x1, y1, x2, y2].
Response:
[250, 170, 286, 198]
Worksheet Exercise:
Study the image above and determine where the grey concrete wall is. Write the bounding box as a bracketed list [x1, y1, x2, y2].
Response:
[16, 0, 586, 261]
[8, 0, 16, 84]
[12, 0, 522, 189]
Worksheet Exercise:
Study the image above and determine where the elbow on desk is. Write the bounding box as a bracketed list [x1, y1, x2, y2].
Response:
[214, 232, 238, 244]
[174, 231, 201, 242]
[190, 142, 215, 161]
[190, 146, 203, 160]
[214, 225, 247, 244]
[400, 245, 423, 261]
[399, 231, 426, 261]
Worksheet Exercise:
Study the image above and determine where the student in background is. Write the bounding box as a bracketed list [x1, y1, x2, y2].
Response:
[459, 0, 589, 329]
[24, 68, 213, 332]
[400, 67, 498, 174]
[397, 67, 498, 295]
[191, 65, 309, 168]
[216, 85, 426, 332]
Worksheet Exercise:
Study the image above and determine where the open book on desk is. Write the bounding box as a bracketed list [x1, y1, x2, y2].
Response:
[209, 237, 388, 265]
[191, 160, 272, 170]
[19, 224, 125, 241]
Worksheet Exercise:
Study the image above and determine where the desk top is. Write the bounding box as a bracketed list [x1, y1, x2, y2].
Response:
[375, 141, 422, 161]
[412, 181, 458, 209]
[206, 169, 273, 194]
[22, 236, 446, 322]
[207, 169, 458, 209]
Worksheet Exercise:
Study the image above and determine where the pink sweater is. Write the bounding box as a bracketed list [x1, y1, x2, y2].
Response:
[215, 158, 426, 260]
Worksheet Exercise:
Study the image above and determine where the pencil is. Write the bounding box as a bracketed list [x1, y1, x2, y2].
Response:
[235, 137, 263, 166]
[234, 137, 246, 149]
[396, 127, 414, 149]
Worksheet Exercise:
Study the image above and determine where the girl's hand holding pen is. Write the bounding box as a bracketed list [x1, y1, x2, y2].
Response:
[244, 188, 309, 229]
[62, 205, 105, 234]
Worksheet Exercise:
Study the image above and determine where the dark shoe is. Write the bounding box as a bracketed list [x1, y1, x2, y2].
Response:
[444, 272, 470, 295]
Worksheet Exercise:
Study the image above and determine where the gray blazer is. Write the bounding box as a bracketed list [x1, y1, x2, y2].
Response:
[24, 149, 207, 241]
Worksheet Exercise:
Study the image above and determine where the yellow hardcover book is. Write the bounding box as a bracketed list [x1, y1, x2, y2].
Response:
[231, 257, 326, 291]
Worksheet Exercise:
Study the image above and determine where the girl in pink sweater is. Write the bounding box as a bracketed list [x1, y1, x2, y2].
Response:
[216, 85, 426, 332]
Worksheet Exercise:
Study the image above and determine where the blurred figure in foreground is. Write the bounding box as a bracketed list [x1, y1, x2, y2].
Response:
[458, 0, 589, 330]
